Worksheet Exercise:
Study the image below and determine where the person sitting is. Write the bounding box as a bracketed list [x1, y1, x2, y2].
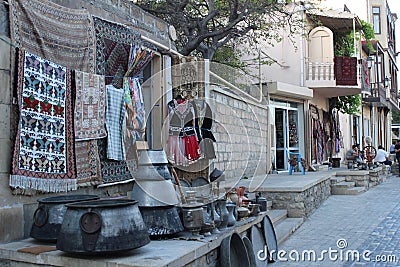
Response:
[346, 144, 363, 165]
[375, 145, 392, 166]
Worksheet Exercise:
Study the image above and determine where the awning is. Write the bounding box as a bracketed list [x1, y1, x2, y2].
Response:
[306, 8, 362, 32]
[263, 81, 313, 100]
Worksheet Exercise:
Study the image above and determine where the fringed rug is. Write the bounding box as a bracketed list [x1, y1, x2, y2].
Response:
[97, 138, 134, 184]
[75, 140, 102, 187]
[74, 71, 107, 140]
[93, 16, 140, 88]
[335, 56, 358, 86]
[9, 0, 95, 73]
[10, 50, 76, 192]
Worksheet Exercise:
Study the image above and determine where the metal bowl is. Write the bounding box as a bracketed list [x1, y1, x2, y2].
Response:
[30, 194, 99, 242]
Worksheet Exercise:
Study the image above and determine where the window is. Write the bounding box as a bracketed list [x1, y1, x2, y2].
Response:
[372, 7, 381, 34]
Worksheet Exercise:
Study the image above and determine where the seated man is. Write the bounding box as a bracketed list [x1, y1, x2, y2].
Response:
[346, 144, 363, 165]
[375, 145, 392, 166]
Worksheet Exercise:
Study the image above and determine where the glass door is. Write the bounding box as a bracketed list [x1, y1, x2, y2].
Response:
[275, 108, 300, 171]
[275, 108, 287, 170]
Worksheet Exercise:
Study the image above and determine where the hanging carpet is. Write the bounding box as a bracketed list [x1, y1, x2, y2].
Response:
[334, 56, 358, 86]
[9, 0, 95, 73]
[10, 50, 76, 192]
[93, 16, 140, 89]
[74, 71, 107, 140]
[97, 138, 134, 184]
[75, 140, 102, 186]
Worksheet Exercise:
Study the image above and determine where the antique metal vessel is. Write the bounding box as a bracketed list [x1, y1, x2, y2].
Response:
[220, 232, 250, 267]
[56, 199, 150, 253]
[30, 194, 99, 242]
[132, 150, 183, 237]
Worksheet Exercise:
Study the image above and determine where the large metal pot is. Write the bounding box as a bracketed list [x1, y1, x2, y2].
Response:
[30, 195, 99, 242]
[139, 206, 184, 237]
[56, 199, 150, 254]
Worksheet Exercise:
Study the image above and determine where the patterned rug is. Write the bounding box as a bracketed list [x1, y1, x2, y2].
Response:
[75, 140, 102, 186]
[334, 56, 358, 86]
[74, 71, 107, 140]
[93, 16, 140, 88]
[9, 0, 95, 73]
[10, 50, 76, 192]
[97, 138, 134, 184]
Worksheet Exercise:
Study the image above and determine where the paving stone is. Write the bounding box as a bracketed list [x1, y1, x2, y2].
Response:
[274, 175, 400, 266]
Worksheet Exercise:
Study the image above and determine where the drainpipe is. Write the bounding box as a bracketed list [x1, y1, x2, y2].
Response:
[300, 7, 305, 87]
[353, 18, 356, 57]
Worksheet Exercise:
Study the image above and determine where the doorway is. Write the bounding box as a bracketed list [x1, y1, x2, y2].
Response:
[271, 100, 303, 172]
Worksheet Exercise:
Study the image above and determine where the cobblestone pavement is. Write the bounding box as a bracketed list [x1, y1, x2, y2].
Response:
[273, 175, 400, 267]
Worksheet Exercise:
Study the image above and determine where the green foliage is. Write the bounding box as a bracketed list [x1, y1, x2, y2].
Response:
[334, 31, 354, 57]
[361, 20, 375, 52]
[392, 111, 400, 124]
[212, 45, 246, 69]
[334, 20, 375, 57]
[330, 95, 361, 115]
[361, 20, 375, 41]
[135, 0, 305, 60]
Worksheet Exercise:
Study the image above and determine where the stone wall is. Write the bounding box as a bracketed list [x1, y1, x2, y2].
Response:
[0, 0, 172, 242]
[263, 178, 331, 218]
[210, 87, 268, 184]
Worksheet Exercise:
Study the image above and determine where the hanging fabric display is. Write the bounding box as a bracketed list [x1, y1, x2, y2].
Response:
[167, 98, 201, 165]
[105, 84, 126, 161]
[74, 70, 107, 140]
[9, 0, 95, 73]
[75, 140, 102, 186]
[123, 45, 155, 144]
[93, 16, 140, 88]
[10, 50, 76, 192]
[192, 99, 216, 159]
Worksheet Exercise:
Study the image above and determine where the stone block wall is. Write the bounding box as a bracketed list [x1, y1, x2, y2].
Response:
[210, 87, 268, 183]
[0, 0, 173, 242]
[263, 178, 331, 218]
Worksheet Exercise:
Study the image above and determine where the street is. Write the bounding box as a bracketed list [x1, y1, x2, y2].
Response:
[274, 175, 400, 266]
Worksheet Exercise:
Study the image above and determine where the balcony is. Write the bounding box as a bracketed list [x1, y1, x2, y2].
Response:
[363, 83, 389, 107]
[305, 56, 363, 98]
[362, 82, 400, 111]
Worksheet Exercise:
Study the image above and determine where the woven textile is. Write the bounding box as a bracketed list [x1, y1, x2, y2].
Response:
[334, 56, 358, 86]
[361, 59, 371, 93]
[9, 0, 95, 73]
[10, 50, 76, 192]
[93, 16, 140, 88]
[106, 85, 126, 161]
[97, 138, 134, 184]
[74, 71, 107, 140]
[75, 140, 101, 186]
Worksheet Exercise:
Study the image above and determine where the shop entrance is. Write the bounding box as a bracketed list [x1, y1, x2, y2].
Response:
[271, 100, 303, 172]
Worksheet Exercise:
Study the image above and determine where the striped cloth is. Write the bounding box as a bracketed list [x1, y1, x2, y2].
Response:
[106, 85, 126, 160]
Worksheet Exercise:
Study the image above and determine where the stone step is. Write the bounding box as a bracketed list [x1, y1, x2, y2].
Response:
[331, 186, 366, 195]
[274, 217, 304, 246]
[267, 209, 287, 225]
[331, 181, 355, 188]
[330, 176, 346, 185]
